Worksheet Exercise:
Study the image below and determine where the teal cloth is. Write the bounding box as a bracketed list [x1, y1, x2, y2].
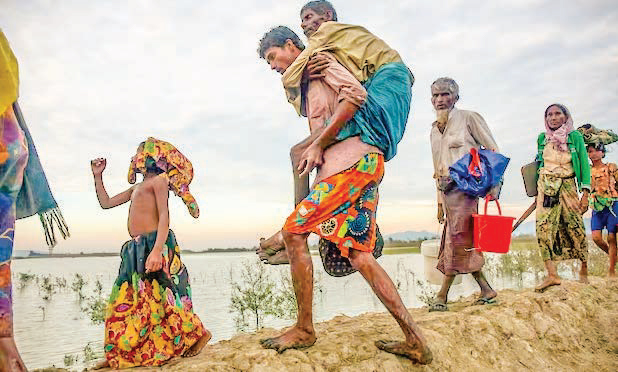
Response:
[13, 102, 57, 218]
[336, 62, 413, 161]
[12, 102, 68, 247]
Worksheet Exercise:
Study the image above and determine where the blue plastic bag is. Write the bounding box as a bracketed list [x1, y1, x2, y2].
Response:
[449, 148, 510, 198]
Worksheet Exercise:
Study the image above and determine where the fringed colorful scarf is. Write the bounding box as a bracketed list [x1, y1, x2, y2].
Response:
[1, 30, 68, 249]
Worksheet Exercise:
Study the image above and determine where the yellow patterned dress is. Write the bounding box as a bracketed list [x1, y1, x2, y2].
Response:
[104, 229, 206, 368]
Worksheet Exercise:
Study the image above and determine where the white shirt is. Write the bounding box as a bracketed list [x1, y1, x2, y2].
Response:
[430, 108, 499, 202]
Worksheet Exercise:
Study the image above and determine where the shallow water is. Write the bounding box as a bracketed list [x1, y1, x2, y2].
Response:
[12, 251, 572, 370]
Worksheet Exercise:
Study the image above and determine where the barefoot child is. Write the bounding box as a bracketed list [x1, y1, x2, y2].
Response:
[91, 137, 210, 369]
[586, 142, 618, 277]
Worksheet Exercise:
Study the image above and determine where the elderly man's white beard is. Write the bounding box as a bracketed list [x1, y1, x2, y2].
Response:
[436, 109, 449, 125]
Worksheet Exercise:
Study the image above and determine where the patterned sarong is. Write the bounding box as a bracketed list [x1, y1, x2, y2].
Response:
[437, 189, 484, 275]
[283, 153, 384, 258]
[536, 176, 588, 262]
[104, 229, 205, 368]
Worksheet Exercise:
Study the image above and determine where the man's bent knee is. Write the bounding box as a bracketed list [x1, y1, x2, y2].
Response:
[282, 230, 309, 249]
[290, 144, 304, 168]
[348, 250, 374, 271]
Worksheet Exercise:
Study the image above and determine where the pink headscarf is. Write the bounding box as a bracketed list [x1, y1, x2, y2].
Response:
[544, 103, 573, 152]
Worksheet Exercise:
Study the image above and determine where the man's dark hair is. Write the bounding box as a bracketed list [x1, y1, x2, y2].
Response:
[300, 1, 338, 21]
[258, 26, 305, 59]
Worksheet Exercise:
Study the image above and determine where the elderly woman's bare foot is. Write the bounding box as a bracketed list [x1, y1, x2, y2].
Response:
[0, 337, 27, 372]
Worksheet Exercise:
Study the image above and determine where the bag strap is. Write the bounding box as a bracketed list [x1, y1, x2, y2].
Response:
[468, 147, 483, 177]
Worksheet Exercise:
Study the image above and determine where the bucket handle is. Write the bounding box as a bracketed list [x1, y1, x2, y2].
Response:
[464, 196, 502, 252]
[483, 196, 502, 216]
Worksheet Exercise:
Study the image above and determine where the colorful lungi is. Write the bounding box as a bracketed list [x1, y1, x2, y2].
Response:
[283, 153, 384, 258]
[104, 229, 205, 368]
[536, 177, 588, 262]
[437, 189, 485, 275]
[0, 105, 29, 337]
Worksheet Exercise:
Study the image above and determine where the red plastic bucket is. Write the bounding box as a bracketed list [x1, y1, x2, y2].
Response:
[472, 198, 515, 254]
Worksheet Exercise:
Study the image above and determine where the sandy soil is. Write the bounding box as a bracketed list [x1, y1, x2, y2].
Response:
[37, 278, 618, 371]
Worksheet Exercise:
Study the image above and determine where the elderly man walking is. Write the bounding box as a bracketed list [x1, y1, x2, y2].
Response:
[429, 77, 499, 311]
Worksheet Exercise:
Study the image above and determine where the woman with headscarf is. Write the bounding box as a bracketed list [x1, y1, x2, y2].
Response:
[534, 104, 590, 292]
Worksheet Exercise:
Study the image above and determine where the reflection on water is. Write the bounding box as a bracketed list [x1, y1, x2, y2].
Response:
[13, 251, 571, 370]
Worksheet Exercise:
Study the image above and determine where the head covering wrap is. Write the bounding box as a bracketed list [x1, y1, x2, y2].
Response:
[0, 31, 18, 116]
[544, 103, 573, 152]
[128, 137, 199, 218]
[577, 123, 618, 146]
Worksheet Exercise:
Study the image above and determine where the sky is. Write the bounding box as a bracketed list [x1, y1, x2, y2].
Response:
[2, 0, 617, 253]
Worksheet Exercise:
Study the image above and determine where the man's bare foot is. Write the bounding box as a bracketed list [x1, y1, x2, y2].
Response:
[92, 359, 110, 370]
[375, 340, 433, 364]
[0, 337, 27, 372]
[259, 326, 316, 353]
[535, 277, 561, 292]
[259, 231, 285, 255]
[183, 329, 212, 357]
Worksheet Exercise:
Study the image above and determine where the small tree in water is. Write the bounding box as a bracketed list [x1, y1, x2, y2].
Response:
[230, 259, 287, 331]
[230, 259, 325, 331]
[84, 278, 107, 324]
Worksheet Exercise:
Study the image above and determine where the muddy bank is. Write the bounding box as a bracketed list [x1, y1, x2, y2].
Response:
[39, 278, 618, 371]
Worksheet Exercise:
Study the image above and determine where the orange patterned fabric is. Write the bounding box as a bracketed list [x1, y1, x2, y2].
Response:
[283, 153, 384, 258]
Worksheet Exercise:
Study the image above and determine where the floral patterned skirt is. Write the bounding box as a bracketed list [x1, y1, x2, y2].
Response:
[536, 176, 588, 262]
[104, 229, 206, 368]
[283, 153, 384, 258]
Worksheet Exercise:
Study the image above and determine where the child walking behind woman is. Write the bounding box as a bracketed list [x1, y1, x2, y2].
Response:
[586, 142, 618, 278]
[91, 137, 210, 369]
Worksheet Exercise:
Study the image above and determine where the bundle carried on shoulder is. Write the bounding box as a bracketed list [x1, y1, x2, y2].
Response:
[577, 124, 618, 145]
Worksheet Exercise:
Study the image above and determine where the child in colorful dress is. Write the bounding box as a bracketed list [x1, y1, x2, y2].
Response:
[587, 142, 618, 277]
[91, 137, 209, 369]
